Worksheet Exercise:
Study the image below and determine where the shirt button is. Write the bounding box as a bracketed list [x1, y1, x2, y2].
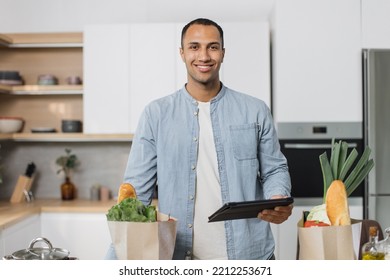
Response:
[187, 224, 193, 228]
[193, 111, 198, 116]
[189, 195, 194, 200]
[193, 137, 198, 142]
[191, 164, 196, 170]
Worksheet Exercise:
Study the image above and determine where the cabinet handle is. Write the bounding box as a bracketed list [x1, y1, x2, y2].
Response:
[283, 143, 358, 149]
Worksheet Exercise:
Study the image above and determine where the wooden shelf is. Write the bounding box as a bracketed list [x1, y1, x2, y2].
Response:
[0, 32, 82, 48]
[0, 84, 83, 95]
[0, 133, 134, 142]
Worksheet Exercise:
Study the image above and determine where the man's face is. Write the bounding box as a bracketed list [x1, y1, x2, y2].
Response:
[180, 24, 225, 87]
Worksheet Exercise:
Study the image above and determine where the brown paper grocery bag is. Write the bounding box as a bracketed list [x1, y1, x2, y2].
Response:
[107, 212, 177, 260]
[297, 219, 362, 260]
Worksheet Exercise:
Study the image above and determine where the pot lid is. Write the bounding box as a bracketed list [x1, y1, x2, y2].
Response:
[11, 237, 70, 260]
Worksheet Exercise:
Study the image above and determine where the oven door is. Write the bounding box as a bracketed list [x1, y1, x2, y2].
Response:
[277, 122, 364, 198]
[280, 138, 364, 198]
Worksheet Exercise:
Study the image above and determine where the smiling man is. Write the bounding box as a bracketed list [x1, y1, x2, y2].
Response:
[180, 20, 225, 101]
[110, 18, 292, 260]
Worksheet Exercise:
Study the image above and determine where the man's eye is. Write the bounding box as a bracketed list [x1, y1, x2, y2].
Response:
[209, 45, 219, 50]
[189, 45, 198, 50]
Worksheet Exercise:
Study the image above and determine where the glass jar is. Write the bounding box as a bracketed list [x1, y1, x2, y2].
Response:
[361, 226, 385, 260]
[61, 177, 76, 200]
[378, 227, 390, 260]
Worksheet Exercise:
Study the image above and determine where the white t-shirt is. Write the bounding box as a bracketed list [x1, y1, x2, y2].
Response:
[192, 101, 228, 260]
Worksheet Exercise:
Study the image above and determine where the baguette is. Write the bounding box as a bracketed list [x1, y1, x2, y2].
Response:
[325, 180, 351, 226]
[117, 182, 137, 203]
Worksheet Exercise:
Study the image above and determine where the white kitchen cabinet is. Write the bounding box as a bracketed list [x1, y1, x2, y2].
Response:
[40, 212, 111, 260]
[84, 22, 271, 133]
[84, 23, 178, 134]
[271, 0, 362, 123]
[1, 214, 41, 257]
[361, 0, 390, 49]
[220, 22, 271, 106]
[83, 24, 132, 134]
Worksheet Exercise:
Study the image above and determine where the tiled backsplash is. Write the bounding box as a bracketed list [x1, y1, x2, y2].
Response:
[0, 141, 132, 201]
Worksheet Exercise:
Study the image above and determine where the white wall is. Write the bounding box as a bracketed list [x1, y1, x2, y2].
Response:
[0, 0, 274, 33]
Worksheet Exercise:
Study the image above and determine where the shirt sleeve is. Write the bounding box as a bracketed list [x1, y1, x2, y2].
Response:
[258, 105, 292, 199]
[123, 106, 158, 205]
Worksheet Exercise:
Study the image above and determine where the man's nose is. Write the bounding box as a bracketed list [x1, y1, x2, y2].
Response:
[198, 47, 210, 61]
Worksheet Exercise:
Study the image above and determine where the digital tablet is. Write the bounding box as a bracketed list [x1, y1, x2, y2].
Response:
[208, 197, 294, 222]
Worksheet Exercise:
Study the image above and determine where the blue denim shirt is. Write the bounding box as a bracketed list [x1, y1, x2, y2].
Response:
[123, 84, 291, 260]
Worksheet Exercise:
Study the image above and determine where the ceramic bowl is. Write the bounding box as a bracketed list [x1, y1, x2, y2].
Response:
[61, 120, 82, 133]
[0, 117, 25, 133]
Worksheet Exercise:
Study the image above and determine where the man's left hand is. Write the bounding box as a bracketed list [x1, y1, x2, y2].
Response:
[257, 195, 293, 224]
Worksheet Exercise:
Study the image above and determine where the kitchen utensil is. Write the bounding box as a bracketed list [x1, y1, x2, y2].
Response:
[31, 127, 56, 133]
[37, 74, 58, 85]
[3, 237, 70, 260]
[0, 117, 24, 133]
[66, 75, 82, 85]
[0, 71, 23, 85]
[10, 162, 36, 203]
[61, 119, 82, 133]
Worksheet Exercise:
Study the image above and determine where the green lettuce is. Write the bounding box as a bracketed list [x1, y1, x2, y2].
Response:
[106, 197, 157, 222]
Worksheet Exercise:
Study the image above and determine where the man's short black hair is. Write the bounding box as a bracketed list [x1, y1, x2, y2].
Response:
[181, 18, 224, 48]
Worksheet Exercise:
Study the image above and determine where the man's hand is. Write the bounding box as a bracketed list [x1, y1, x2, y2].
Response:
[257, 195, 293, 224]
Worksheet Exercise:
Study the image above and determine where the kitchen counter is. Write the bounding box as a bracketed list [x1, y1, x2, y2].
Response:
[0, 199, 116, 230]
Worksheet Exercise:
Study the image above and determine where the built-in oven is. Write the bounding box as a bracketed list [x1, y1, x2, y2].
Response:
[277, 122, 364, 198]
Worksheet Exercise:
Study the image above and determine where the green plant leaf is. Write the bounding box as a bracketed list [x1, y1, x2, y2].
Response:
[319, 151, 333, 203]
[344, 146, 372, 188]
[346, 159, 374, 196]
[330, 140, 341, 179]
[338, 148, 358, 181]
[337, 141, 348, 179]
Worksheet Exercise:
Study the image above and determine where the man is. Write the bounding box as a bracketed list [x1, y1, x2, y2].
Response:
[118, 18, 292, 260]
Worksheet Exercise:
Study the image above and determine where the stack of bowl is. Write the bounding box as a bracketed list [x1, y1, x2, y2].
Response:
[0, 71, 23, 85]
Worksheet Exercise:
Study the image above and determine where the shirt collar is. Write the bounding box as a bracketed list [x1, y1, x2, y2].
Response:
[181, 83, 227, 105]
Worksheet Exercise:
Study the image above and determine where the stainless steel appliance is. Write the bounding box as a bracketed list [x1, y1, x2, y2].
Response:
[277, 122, 364, 199]
[363, 49, 390, 230]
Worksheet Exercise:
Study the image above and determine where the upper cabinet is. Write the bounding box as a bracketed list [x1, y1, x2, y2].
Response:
[361, 0, 390, 49]
[84, 22, 271, 133]
[83, 23, 179, 134]
[271, 0, 362, 123]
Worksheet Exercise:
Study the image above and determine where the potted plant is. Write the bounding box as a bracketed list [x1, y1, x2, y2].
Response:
[56, 148, 79, 200]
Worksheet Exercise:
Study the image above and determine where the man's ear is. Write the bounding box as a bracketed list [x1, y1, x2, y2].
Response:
[180, 48, 185, 62]
[221, 48, 225, 63]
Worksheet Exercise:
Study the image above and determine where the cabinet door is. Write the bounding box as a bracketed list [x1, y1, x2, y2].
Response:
[271, 0, 362, 123]
[362, 0, 390, 48]
[84, 23, 178, 133]
[221, 22, 271, 107]
[84, 22, 272, 133]
[1, 214, 41, 257]
[84, 24, 132, 133]
[128, 23, 178, 133]
[41, 212, 111, 260]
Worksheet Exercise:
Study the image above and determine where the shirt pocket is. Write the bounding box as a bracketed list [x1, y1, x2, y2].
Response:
[230, 123, 258, 160]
